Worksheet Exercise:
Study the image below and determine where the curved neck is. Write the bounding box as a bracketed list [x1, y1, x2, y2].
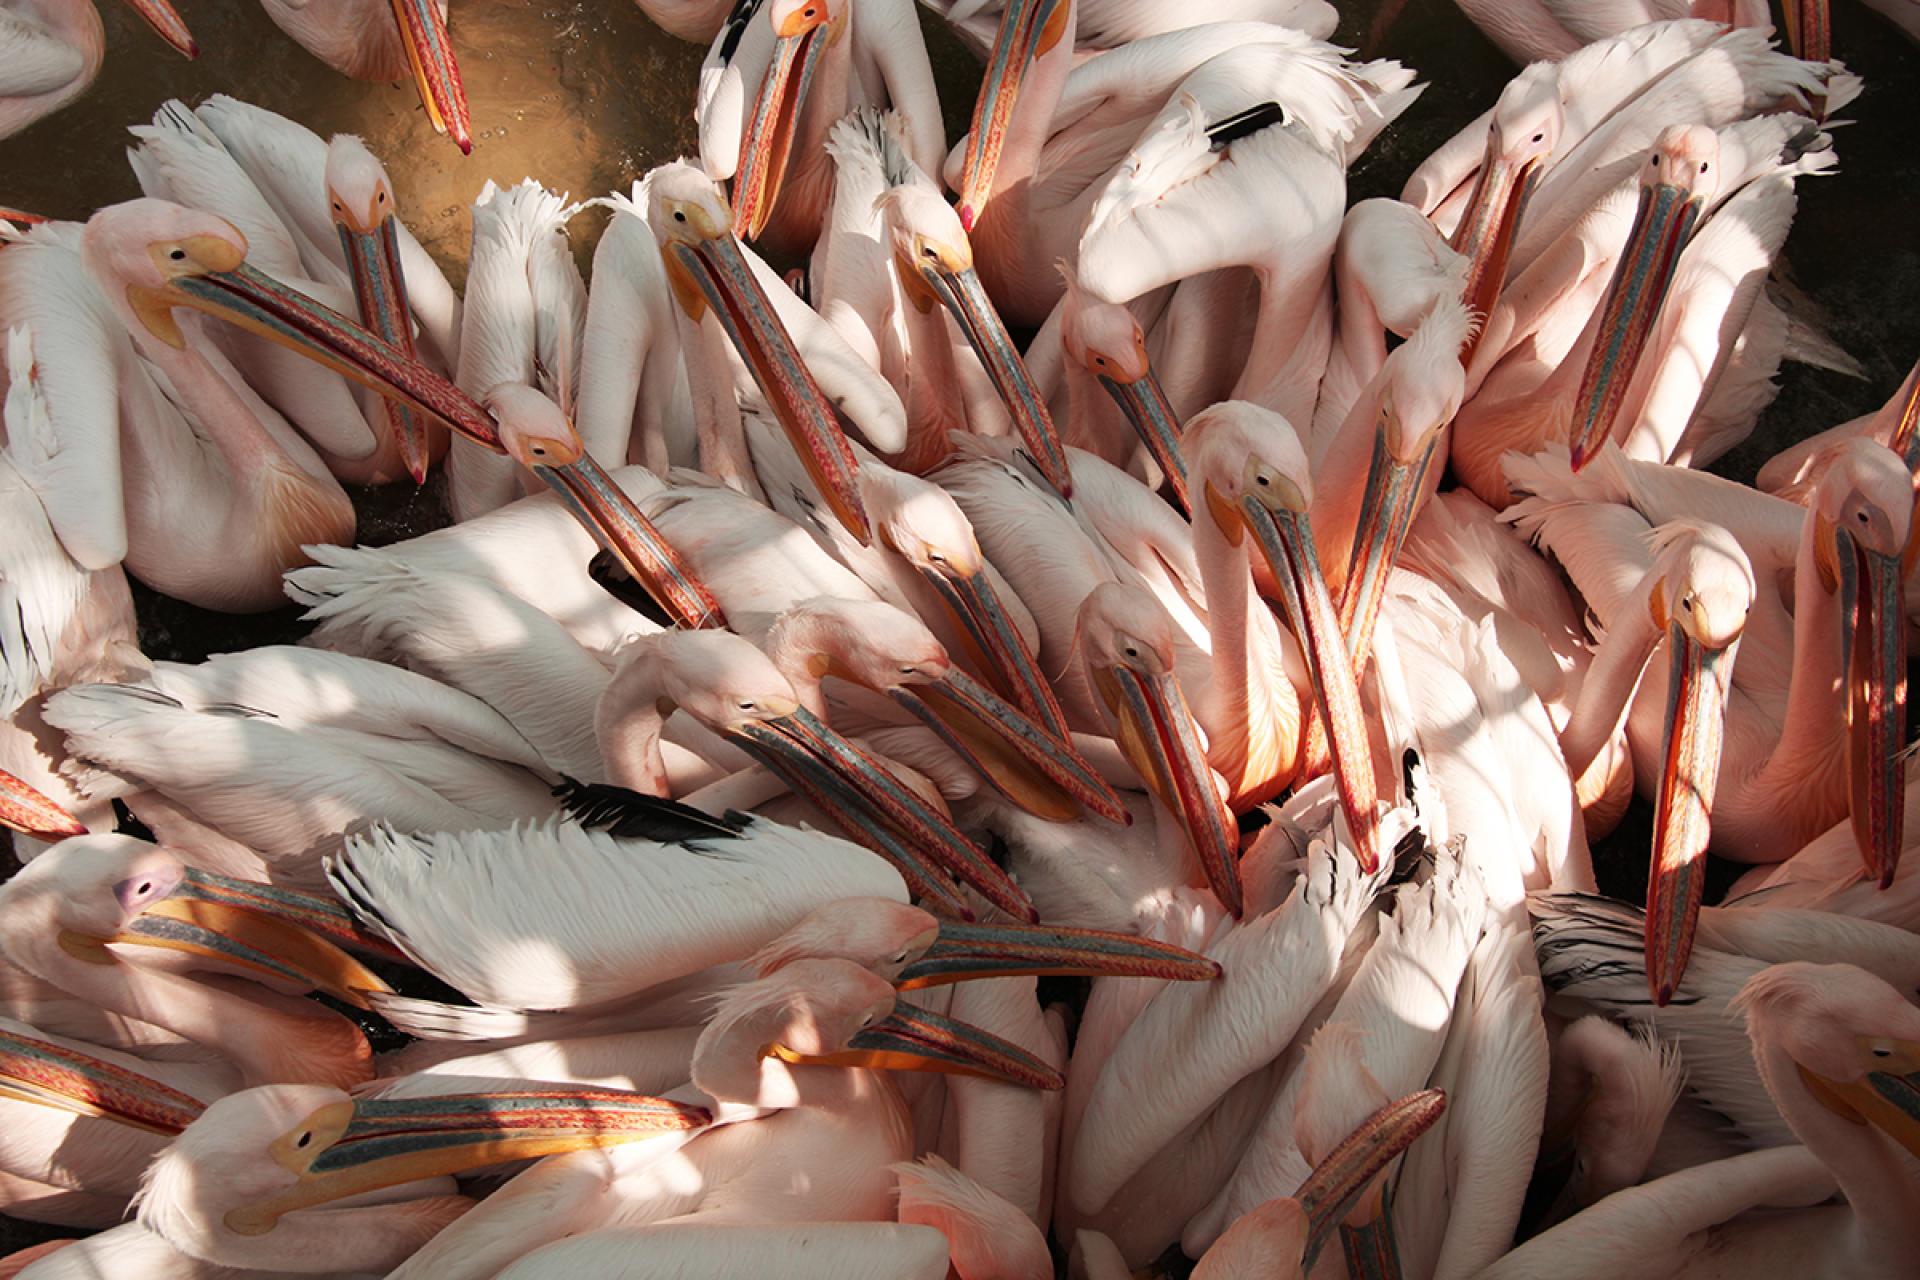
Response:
[761, 617, 836, 720]
[1558, 576, 1662, 780]
[133, 323, 293, 480]
[1757, 1037, 1920, 1246]
[594, 665, 673, 795]
[691, 1004, 859, 1111]
[1739, 524, 1845, 794]
[1190, 503, 1297, 802]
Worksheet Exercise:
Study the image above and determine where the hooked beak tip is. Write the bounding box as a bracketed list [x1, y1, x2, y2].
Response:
[957, 204, 977, 232]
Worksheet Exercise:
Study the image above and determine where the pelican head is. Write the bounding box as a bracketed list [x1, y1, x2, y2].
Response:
[692, 959, 1063, 1109]
[1811, 440, 1912, 891]
[864, 467, 1072, 741]
[604, 631, 1036, 922]
[1188, 402, 1380, 870]
[731, 0, 849, 240]
[484, 383, 723, 631]
[0, 835, 390, 1009]
[323, 136, 396, 236]
[878, 186, 1071, 495]
[1567, 125, 1721, 469]
[137, 1082, 705, 1269]
[1060, 268, 1187, 513]
[1077, 583, 1241, 914]
[1734, 962, 1920, 1158]
[1453, 63, 1561, 339]
[1631, 520, 1754, 1005]
[647, 161, 869, 543]
[81, 199, 499, 447]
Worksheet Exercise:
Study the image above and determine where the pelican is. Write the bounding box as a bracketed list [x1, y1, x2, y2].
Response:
[1482, 962, 1920, 1279]
[696, 0, 942, 256]
[0, 0, 194, 141]
[256, 0, 472, 152]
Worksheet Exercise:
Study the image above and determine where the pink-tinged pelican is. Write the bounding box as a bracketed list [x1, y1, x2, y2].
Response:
[380, 957, 1067, 1280]
[1181, 402, 1378, 864]
[1510, 441, 1910, 906]
[0, 835, 394, 1092]
[1073, 39, 1421, 430]
[256, 0, 472, 153]
[1480, 962, 1920, 1279]
[647, 160, 895, 542]
[0, 0, 195, 141]
[111, 1082, 707, 1275]
[1450, 0, 1822, 66]
[814, 109, 1072, 493]
[697, 0, 942, 255]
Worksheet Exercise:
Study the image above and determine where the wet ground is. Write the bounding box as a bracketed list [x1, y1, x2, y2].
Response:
[1, 0, 1916, 1266]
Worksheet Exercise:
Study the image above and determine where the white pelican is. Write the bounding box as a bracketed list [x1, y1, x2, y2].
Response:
[696, 0, 942, 256]
[0, 0, 194, 141]
[1481, 961, 1920, 1279]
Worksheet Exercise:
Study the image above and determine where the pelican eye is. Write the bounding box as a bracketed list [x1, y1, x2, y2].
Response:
[377, 191, 388, 204]
[168, 248, 187, 262]
[1123, 645, 1139, 659]
[1873, 1046, 1892, 1058]
[737, 700, 756, 712]
[889, 950, 909, 965]
[1531, 132, 1544, 144]
[673, 210, 686, 223]
[295, 1131, 313, 1149]
[1857, 510, 1870, 524]
[1699, 163, 1709, 173]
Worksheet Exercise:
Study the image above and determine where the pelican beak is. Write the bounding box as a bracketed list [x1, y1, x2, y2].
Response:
[660, 227, 869, 543]
[1838, 534, 1907, 889]
[909, 558, 1071, 743]
[1645, 619, 1735, 1006]
[122, 0, 197, 56]
[333, 194, 433, 484]
[0, 1023, 205, 1135]
[388, 0, 472, 154]
[0, 768, 85, 838]
[1451, 148, 1541, 359]
[956, 0, 1070, 230]
[1097, 365, 1189, 516]
[725, 704, 1039, 923]
[1338, 423, 1440, 670]
[1294, 1089, 1448, 1271]
[66, 874, 395, 1012]
[896, 918, 1221, 989]
[223, 1089, 710, 1236]
[731, 2, 842, 240]
[1091, 659, 1244, 916]
[1567, 180, 1703, 470]
[1780, 0, 1831, 65]
[908, 242, 1073, 496]
[890, 668, 1127, 824]
[1228, 482, 1380, 872]
[771, 1002, 1063, 1090]
[529, 446, 729, 632]
[1800, 1038, 1920, 1159]
[155, 259, 501, 450]
[173, 868, 411, 966]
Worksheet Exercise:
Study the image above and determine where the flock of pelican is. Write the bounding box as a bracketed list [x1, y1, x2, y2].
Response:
[0, 0, 1917, 1276]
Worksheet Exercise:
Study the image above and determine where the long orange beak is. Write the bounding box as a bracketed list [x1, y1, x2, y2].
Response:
[388, 0, 472, 154]
[0, 768, 85, 838]
[955, 0, 1071, 230]
[730, 3, 841, 240]
[1225, 484, 1380, 872]
[1097, 363, 1189, 516]
[726, 705, 1039, 923]
[895, 917, 1220, 988]
[222, 1088, 709, 1236]
[912, 559, 1072, 742]
[1294, 1090, 1448, 1272]
[661, 230, 870, 543]
[890, 667, 1127, 825]
[332, 195, 433, 484]
[1567, 180, 1703, 470]
[1645, 623, 1736, 1006]
[1338, 429, 1440, 671]
[772, 1001, 1062, 1090]
[122, 0, 197, 57]
[0, 1019, 205, 1135]
[1840, 535, 1907, 889]
[1451, 147, 1540, 361]
[1092, 659, 1243, 916]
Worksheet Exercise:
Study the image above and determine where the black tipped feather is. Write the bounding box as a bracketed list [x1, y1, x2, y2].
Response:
[554, 777, 748, 843]
[588, 549, 675, 628]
